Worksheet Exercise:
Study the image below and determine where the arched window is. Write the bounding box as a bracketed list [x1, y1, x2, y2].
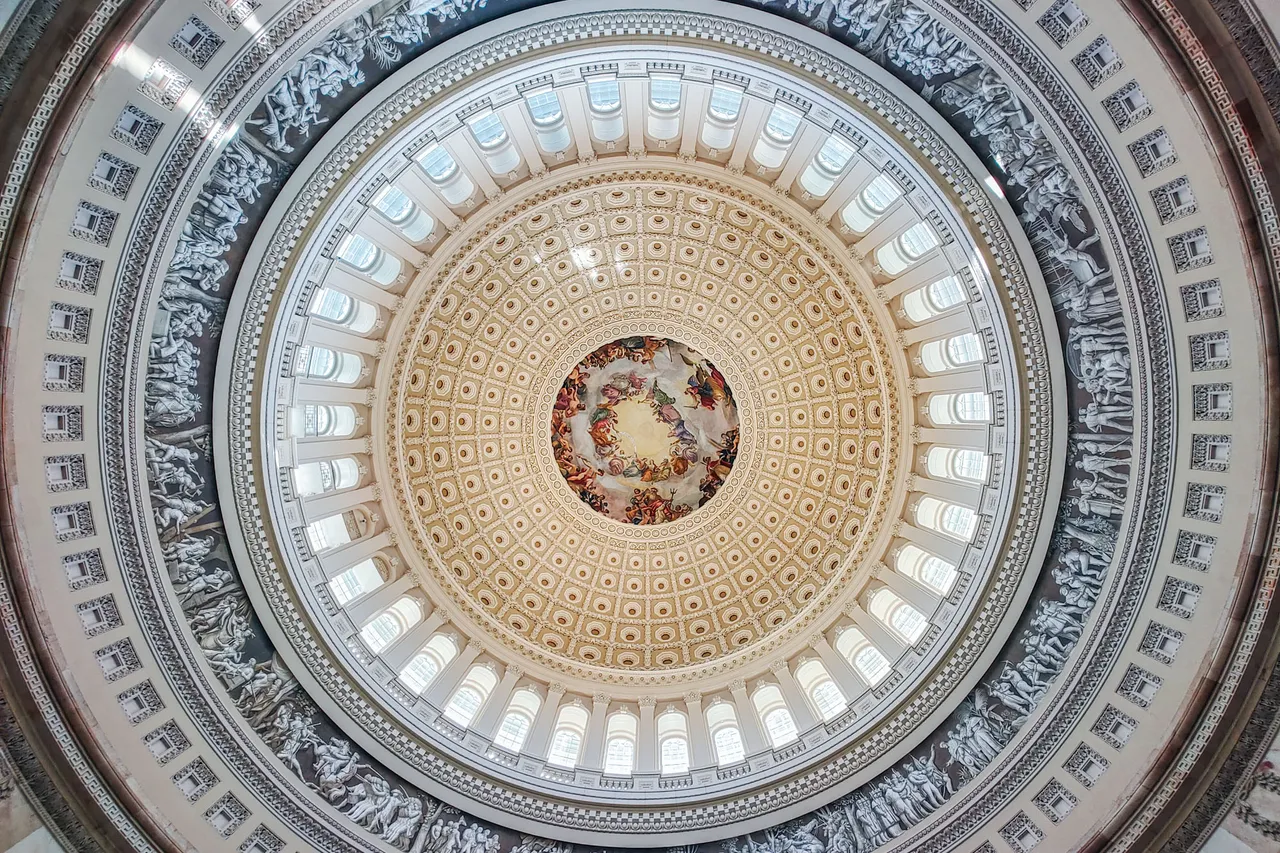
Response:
[444, 665, 498, 727]
[372, 185, 434, 242]
[840, 173, 902, 232]
[706, 702, 746, 765]
[657, 710, 690, 774]
[603, 711, 637, 775]
[647, 75, 682, 140]
[416, 144, 458, 182]
[305, 509, 365, 552]
[916, 496, 978, 542]
[800, 134, 856, 197]
[752, 684, 798, 748]
[293, 456, 361, 497]
[310, 287, 354, 324]
[795, 659, 846, 721]
[466, 112, 520, 173]
[467, 113, 507, 149]
[926, 447, 990, 483]
[877, 221, 940, 275]
[868, 588, 929, 645]
[328, 557, 384, 606]
[752, 105, 802, 169]
[586, 76, 624, 142]
[415, 143, 474, 205]
[701, 84, 744, 149]
[902, 275, 966, 323]
[399, 633, 459, 694]
[547, 704, 589, 769]
[524, 88, 571, 153]
[927, 392, 991, 425]
[294, 345, 363, 384]
[835, 626, 892, 685]
[359, 596, 422, 654]
[896, 544, 959, 596]
[920, 333, 984, 374]
[493, 689, 540, 752]
[296, 403, 358, 438]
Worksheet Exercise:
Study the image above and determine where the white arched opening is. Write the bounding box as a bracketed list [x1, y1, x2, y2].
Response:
[927, 391, 992, 425]
[415, 143, 474, 205]
[916, 495, 978, 542]
[836, 626, 892, 685]
[751, 104, 802, 169]
[444, 664, 499, 727]
[523, 87, 571, 153]
[877, 221, 940, 275]
[706, 702, 746, 766]
[371, 184, 434, 243]
[327, 556, 385, 606]
[586, 76, 624, 141]
[646, 74, 682, 140]
[701, 83, 744, 149]
[799, 134, 856, 197]
[868, 587, 929, 645]
[603, 711, 638, 775]
[335, 233, 402, 285]
[795, 659, 846, 721]
[657, 709, 690, 774]
[493, 689, 541, 752]
[359, 595, 422, 654]
[902, 275, 967, 323]
[752, 684, 798, 748]
[841, 173, 902, 232]
[895, 544, 959, 596]
[920, 332, 985, 374]
[547, 704, 590, 769]
[398, 633, 458, 694]
[292, 456, 361, 497]
[293, 345, 364, 385]
[466, 111, 521, 174]
[926, 446, 991, 483]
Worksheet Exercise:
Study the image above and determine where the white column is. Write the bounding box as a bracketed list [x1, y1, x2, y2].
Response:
[729, 679, 768, 755]
[771, 661, 819, 732]
[471, 664, 523, 739]
[297, 437, 367, 464]
[581, 693, 611, 770]
[318, 530, 391, 578]
[623, 78, 645, 154]
[816, 158, 876, 222]
[636, 697, 657, 773]
[726, 98, 767, 171]
[305, 322, 381, 356]
[301, 486, 375, 524]
[344, 574, 413, 627]
[901, 310, 972, 347]
[395, 168, 463, 232]
[684, 691, 713, 768]
[877, 564, 941, 616]
[290, 381, 368, 405]
[422, 640, 483, 709]
[524, 684, 566, 759]
[772, 123, 825, 191]
[811, 633, 868, 701]
[326, 265, 399, 308]
[356, 214, 426, 268]
[853, 206, 917, 260]
[381, 609, 447, 671]
[678, 82, 710, 157]
[876, 252, 951, 300]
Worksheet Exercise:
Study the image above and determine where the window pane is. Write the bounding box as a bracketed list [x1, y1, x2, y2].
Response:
[468, 114, 507, 148]
[890, 602, 929, 643]
[898, 222, 939, 260]
[946, 333, 983, 366]
[445, 687, 483, 726]
[713, 726, 746, 764]
[811, 679, 845, 720]
[816, 136, 855, 172]
[707, 87, 743, 121]
[360, 613, 401, 653]
[854, 645, 891, 683]
[952, 449, 989, 481]
[604, 737, 635, 774]
[494, 713, 531, 751]
[525, 90, 563, 124]
[955, 392, 990, 422]
[547, 729, 582, 768]
[588, 79, 621, 112]
[649, 77, 682, 110]
[861, 174, 902, 214]
[417, 144, 457, 181]
[372, 186, 414, 224]
[660, 737, 690, 774]
[928, 275, 965, 311]
[764, 106, 801, 142]
[398, 654, 440, 694]
[311, 288, 353, 324]
[763, 708, 798, 746]
[337, 234, 380, 271]
[941, 504, 977, 539]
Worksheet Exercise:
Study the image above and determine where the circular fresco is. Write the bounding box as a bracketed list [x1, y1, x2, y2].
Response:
[552, 336, 740, 524]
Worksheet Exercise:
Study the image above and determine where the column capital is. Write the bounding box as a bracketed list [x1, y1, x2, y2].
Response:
[769, 659, 791, 675]
[683, 690, 703, 705]
[504, 663, 523, 680]
[639, 695, 656, 708]
[729, 678, 747, 693]
[592, 692, 610, 706]
[548, 682, 567, 696]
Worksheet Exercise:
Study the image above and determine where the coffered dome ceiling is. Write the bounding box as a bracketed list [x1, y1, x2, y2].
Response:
[0, 0, 1277, 852]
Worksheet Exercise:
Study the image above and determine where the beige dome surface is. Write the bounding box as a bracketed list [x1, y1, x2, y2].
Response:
[388, 170, 900, 678]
